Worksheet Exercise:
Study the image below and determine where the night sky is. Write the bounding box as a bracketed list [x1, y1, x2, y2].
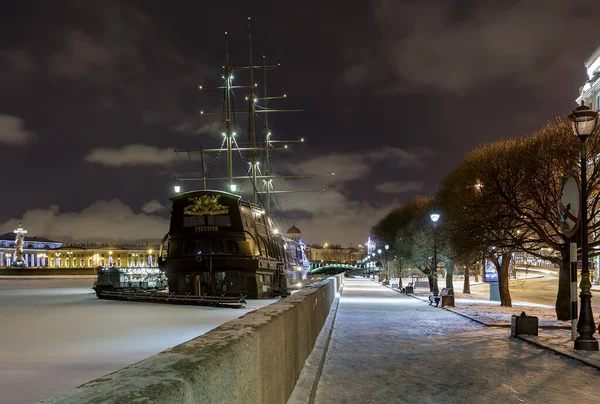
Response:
[1, 0, 599, 246]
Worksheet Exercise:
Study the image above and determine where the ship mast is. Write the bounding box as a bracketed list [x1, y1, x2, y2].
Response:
[175, 22, 333, 218]
[224, 32, 234, 191]
[248, 18, 258, 204]
[263, 55, 271, 214]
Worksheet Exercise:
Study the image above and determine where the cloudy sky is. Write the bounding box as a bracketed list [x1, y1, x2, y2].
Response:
[0, 0, 598, 246]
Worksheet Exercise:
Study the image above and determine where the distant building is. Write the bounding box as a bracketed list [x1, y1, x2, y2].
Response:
[0, 231, 62, 267]
[305, 243, 366, 263]
[576, 45, 600, 283]
[576, 45, 600, 109]
[0, 223, 158, 269]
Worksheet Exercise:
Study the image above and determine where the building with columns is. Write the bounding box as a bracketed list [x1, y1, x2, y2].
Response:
[576, 44, 600, 284]
[0, 232, 61, 267]
[0, 223, 159, 269]
[305, 243, 367, 264]
[576, 44, 600, 110]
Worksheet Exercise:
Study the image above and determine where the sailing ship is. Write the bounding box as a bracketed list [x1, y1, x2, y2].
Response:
[157, 20, 323, 299]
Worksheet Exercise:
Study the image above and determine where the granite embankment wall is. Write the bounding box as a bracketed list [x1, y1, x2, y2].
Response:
[41, 274, 344, 404]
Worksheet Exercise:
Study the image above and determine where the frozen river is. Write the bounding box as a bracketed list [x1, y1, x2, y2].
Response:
[0, 278, 275, 404]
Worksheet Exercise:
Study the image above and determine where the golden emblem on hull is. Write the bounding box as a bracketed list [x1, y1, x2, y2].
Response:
[184, 194, 229, 216]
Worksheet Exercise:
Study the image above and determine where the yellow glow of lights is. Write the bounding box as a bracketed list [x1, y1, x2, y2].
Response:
[198, 85, 203, 90]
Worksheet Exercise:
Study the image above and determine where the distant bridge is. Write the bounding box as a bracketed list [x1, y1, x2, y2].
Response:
[309, 262, 365, 275]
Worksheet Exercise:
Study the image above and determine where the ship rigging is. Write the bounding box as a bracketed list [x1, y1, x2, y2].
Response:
[158, 19, 330, 299]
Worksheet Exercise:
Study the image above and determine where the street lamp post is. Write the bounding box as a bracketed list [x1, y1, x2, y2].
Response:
[569, 101, 599, 351]
[385, 245, 389, 281]
[430, 213, 440, 297]
[377, 249, 382, 280]
[371, 252, 375, 278]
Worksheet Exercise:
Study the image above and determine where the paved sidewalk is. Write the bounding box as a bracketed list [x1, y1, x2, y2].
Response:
[289, 277, 599, 404]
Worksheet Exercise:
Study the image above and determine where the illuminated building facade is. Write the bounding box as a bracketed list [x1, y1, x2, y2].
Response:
[0, 231, 61, 267]
[47, 245, 159, 269]
[305, 243, 367, 263]
[0, 225, 158, 269]
[577, 44, 600, 283]
[576, 45, 600, 110]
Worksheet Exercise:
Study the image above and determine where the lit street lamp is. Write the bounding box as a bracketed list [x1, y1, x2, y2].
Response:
[430, 213, 440, 297]
[568, 101, 599, 351]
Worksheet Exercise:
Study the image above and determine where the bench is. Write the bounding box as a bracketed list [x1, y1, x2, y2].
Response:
[400, 283, 414, 294]
[429, 288, 454, 307]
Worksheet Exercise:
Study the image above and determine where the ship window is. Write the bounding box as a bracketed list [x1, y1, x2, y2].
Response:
[206, 215, 231, 227]
[184, 216, 205, 228]
[183, 240, 198, 256]
[190, 239, 239, 255]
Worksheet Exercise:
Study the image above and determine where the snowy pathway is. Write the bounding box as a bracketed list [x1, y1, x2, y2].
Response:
[313, 278, 599, 404]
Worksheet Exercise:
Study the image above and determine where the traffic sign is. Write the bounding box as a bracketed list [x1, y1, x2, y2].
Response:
[558, 172, 581, 238]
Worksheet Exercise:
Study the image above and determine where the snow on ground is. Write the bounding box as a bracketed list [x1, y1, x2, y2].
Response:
[312, 278, 600, 404]
[0, 278, 276, 404]
[410, 289, 568, 328]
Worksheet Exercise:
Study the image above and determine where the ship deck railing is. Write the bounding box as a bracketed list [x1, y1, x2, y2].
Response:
[96, 289, 247, 308]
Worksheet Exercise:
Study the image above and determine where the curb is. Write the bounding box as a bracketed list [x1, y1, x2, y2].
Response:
[517, 335, 600, 371]
[287, 285, 342, 404]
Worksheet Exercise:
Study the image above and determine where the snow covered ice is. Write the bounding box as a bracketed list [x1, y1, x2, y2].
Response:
[0, 278, 274, 404]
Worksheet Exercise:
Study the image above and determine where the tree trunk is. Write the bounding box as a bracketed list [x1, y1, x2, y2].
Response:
[446, 263, 453, 289]
[555, 245, 571, 321]
[494, 253, 512, 307]
[463, 265, 471, 294]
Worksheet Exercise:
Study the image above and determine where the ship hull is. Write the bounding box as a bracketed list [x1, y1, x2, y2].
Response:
[161, 255, 285, 299]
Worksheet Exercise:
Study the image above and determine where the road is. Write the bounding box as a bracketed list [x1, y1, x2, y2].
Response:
[0, 278, 274, 404]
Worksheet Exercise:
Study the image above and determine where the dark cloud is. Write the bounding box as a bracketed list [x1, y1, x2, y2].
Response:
[0, 200, 168, 243]
[1, 0, 599, 246]
[375, 181, 423, 194]
[345, 0, 598, 95]
[84, 145, 178, 166]
[0, 115, 34, 145]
